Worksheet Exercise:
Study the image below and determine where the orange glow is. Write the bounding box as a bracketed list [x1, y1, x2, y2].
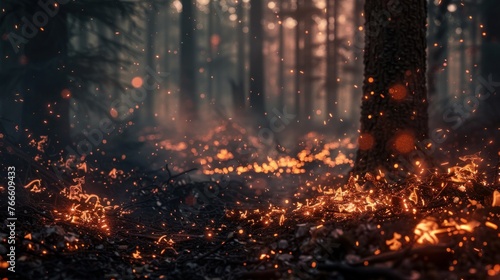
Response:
[388, 84, 407, 100]
[131, 77, 143, 88]
[393, 132, 415, 154]
[358, 133, 375, 150]
[61, 88, 72, 99]
[110, 108, 118, 119]
[492, 190, 500, 207]
[210, 34, 221, 48]
[368, 77, 374, 83]
[132, 250, 142, 259]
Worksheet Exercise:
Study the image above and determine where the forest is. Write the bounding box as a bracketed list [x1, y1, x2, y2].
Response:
[0, 0, 499, 279]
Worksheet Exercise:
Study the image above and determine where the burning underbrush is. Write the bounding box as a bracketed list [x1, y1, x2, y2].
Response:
[0, 132, 499, 279]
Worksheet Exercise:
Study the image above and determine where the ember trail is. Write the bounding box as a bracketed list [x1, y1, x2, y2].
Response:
[1, 0, 500, 279]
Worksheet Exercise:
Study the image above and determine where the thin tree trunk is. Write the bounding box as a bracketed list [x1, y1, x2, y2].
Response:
[163, 6, 170, 89]
[303, 1, 313, 120]
[145, 3, 157, 124]
[278, 0, 285, 110]
[294, 0, 302, 120]
[249, 0, 265, 117]
[459, 6, 467, 94]
[234, 0, 246, 110]
[326, 0, 340, 120]
[180, 0, 198, 122]
[469, 3, 477, 95]
[207, 0, 214, 102]
[478, 0, 500, 121]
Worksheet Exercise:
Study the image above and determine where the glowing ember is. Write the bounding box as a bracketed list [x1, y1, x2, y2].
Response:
[386, 232, 402, 251]
[24, 179, 44, 193]
[414, 217, 480, 245]
[132, 249, 142, 259]
[492, 190, 500, 207]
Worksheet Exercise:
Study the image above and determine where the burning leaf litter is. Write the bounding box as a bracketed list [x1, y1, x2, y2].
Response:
[0, 130, 499, 279]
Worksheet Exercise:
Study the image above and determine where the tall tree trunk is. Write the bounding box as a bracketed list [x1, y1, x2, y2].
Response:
[163, 6, 171, 90]
[21, 11, 70, 154]
[469, 3, 478, 96]
[233, 0, 246, 111]
[278, 0, 285, 110]
[303, 1, 313, 121]
[249, 0, 265, 117]
[207, 0, 214, 103]
[459, 5, 467, 94]
[427, 0, 451, 101]
[352, 0, 430, 179]
[478, 0, 500, 123]
[180, 0, 198, 122]
[326, 0, 340, 121]
[294, 0, 302, 120]
[145, 3, 157, 124]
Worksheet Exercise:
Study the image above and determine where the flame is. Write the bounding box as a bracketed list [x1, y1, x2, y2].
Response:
[386, 232, 402, 250]
[408, 188, 418, 204]
[414, 217, 480, 244]
[216, 149, 234, 160]
[447, 155, 481, 184]
[486, 221, 498, 230]
[414, 218, 442, 244]
[132, 250, 142, 259]
[59, 176, 114, 233]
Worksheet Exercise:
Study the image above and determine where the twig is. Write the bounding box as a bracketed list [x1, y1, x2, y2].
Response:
[164, 164, 197, 182]
[193, 234, 235, 261]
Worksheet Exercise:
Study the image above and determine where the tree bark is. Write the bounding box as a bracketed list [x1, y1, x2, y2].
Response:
[249, 0, 265, 118]
[180, 0, 198, 122]
[480, 0, 500, 113]
[233, 0, 246, 111]
[207, 0, 214, 103]
[144, 2, 157, 124]
[294, 0, 302, 120]
[352, 0, 430, 180]
[303, 1, 313, 120]
[278, 0, 285, 110]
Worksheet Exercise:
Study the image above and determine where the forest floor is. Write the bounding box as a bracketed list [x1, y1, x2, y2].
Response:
[1, 123, 500, 280]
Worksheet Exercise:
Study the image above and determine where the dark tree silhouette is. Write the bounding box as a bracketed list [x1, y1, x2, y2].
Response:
[294, 0, 302, 120]
[480, 0, 500, 111]
[352, 0, 430, 178]
[278, 0, 285, 110]
[427, 0, 451, 100]
[180, 0, 198, 122]
[234, 0, 246, 111]
[249, 0, 265, 117]
[0, 0, 139, 154]
[326, 0, 340, 120]
[144, 2, 157, 125]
